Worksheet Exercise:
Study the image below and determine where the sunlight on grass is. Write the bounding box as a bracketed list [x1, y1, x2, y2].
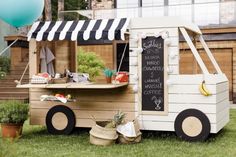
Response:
[0, 110, 236, 157]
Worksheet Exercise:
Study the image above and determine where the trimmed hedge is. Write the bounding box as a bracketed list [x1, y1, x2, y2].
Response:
[0, 56, 10, 73]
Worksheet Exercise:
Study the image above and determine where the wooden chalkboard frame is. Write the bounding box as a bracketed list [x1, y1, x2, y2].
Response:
[138, 36, 168, 115]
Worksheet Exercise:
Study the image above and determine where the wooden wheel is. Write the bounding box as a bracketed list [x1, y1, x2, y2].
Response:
[174, 109, 210, 142]
[46, 105, 75, 135]
[51, 112, 69, 130]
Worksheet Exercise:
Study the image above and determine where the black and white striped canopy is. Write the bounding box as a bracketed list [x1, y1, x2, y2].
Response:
[27, 18, 129, 42]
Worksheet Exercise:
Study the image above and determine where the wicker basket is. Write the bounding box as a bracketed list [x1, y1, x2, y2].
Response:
[117, 119, 142, 144]
[89, 121, 118, 146]
[117, 132, 142, 144]
[90, 134, 117, 146]
[52, 77, 68, 84]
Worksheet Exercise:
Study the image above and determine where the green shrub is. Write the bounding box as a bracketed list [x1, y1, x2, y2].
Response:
[77, 48, 105, 81]
[0, 56, 10, 73]
[0, 101, 29, 124]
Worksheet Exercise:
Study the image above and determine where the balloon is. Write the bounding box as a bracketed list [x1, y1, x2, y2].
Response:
[0, 0, 44, 28]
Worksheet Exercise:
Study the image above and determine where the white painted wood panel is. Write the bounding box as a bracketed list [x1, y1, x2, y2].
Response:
[168, 65, 179, 75]
[139, 107, 227, 124]
[129, 39, 138, 48]
[167, 37, 179, 47]
[129, 56, 138, 66]
[139, 120, 175, 131]
[168, 74, 228, 85]
[129, 74, 138, 84]
[139, 112, 229, 133]
[130, 28, 178, 37]
[216, 114, 230, 133]
[130, 17, 201, 34]
[168, 90, 228, 104]
[168, 82, 229, 94]
[168, 99, 229, 114]
[214, 107, 229, 123]
[168, 56, 179, 65]
[168, 46, 179, 65]
[129, 65, 138, 75]
[211, 115, 229, 133]
[129, 50, 138, 57]
[168, 47, 179, 54]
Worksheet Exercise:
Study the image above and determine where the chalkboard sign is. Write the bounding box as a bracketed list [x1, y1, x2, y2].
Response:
[141, 36, 165, 111]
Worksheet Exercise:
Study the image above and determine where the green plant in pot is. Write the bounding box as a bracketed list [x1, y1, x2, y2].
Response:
[104, 68, 116, 83]
[77, 48, 105, 81]
[0, 101, 29, 138]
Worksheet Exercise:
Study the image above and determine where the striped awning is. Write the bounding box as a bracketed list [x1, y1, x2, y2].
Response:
[27, 18, 129, 42]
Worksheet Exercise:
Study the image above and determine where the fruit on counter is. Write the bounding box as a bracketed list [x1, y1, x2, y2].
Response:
[115, 72, 129, 83]
[38, 72, 50, 78]
[55, 94, 65, 98]
[66, 94, 72, 99]
[199, 80, 212, 96]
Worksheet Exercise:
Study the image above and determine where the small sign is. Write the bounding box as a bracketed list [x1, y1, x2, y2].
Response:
[141, 36, 165, 112]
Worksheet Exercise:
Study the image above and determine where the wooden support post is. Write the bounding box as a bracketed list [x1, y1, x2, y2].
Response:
[70, 41, 77, 72]
[29, 39, 37, 78]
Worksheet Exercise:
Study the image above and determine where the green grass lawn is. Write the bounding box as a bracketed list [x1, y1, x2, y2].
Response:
[1, 109, 236, 157]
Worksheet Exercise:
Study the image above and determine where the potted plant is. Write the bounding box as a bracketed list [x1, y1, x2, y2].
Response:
[77, 48, 105, 81]
[104, 68, 116, 83]
[0, 101, 29, 138]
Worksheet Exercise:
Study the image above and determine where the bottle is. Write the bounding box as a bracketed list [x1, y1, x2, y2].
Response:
[63, 68, 67, 78]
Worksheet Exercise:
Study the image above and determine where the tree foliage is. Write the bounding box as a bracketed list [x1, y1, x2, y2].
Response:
[0, 56, 10, 73]
[51, 0, 88, 21]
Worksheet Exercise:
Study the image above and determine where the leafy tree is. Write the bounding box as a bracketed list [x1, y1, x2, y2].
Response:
[52, 0, 88, 21]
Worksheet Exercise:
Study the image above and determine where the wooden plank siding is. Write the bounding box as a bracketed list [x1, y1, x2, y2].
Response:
[35, 40, 77, 75]
[29, 86, 136, 127]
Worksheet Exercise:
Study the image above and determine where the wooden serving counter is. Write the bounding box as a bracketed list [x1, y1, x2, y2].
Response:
[16, 82, 129, 89]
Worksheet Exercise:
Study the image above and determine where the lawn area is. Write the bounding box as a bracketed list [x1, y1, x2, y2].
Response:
[1, 109, 236, 157]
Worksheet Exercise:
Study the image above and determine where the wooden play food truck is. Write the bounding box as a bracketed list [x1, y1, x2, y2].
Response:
[17, 17, 230, 141]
